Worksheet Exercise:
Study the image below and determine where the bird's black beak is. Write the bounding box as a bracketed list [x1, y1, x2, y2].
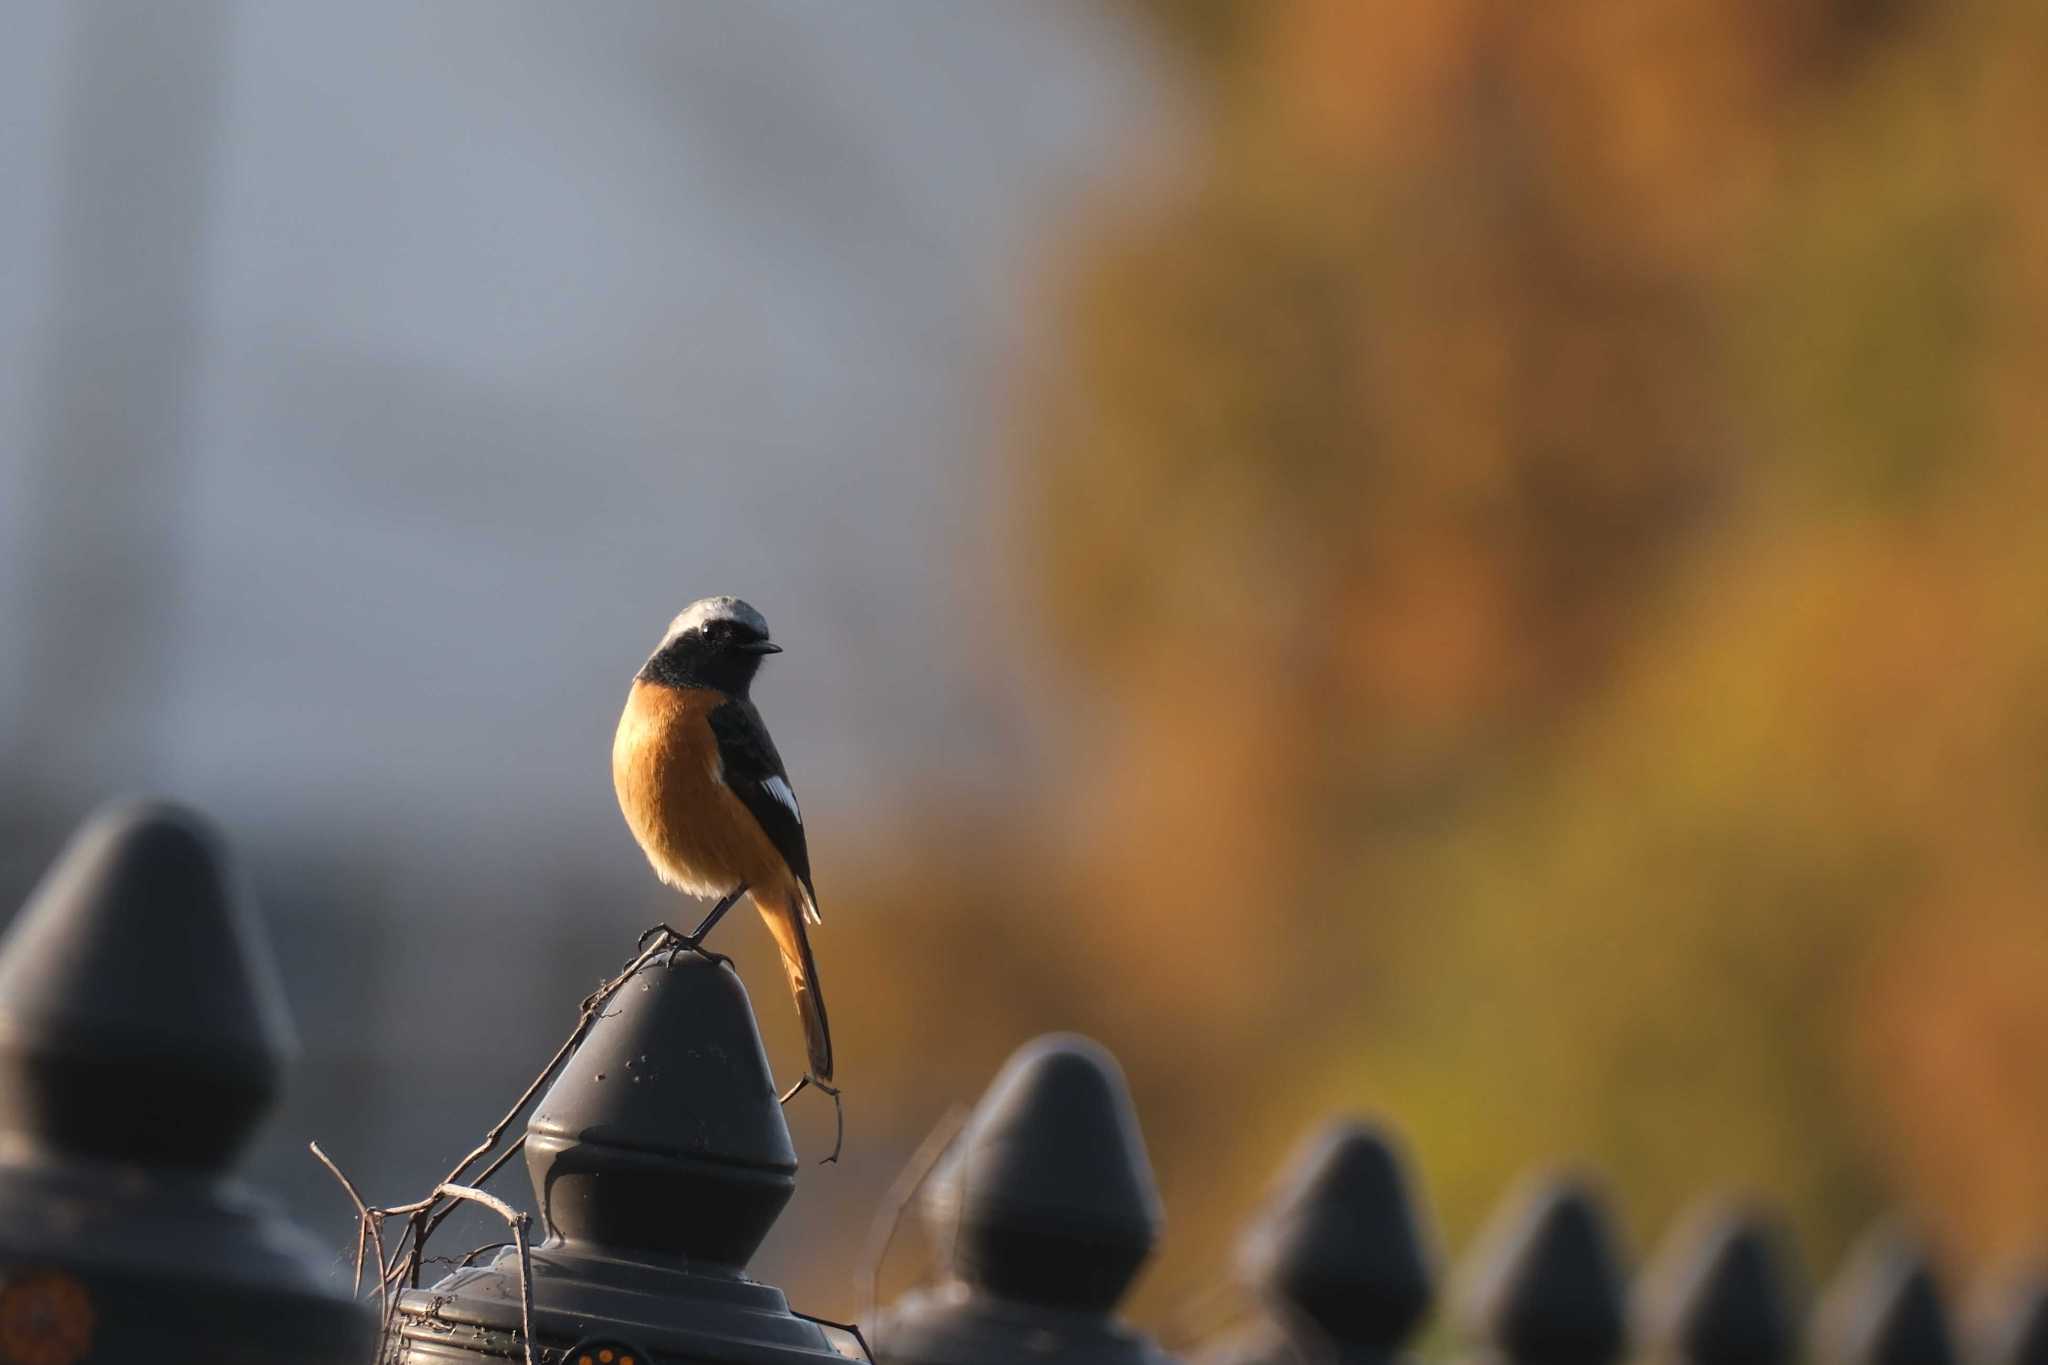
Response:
[739, 640, 783, 655]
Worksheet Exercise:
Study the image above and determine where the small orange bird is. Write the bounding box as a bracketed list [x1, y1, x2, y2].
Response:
[611, 596, 831, 1083]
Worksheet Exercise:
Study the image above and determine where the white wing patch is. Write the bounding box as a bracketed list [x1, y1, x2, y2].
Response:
[762, 775, 801, 826]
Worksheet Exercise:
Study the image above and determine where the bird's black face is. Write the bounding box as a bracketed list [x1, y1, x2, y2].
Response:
[638, 612, 781, 695]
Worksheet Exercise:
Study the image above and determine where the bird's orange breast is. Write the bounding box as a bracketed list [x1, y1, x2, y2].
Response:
[612, 680, 795, 900]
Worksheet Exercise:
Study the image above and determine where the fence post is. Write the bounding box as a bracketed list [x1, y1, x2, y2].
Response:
[1637, 1204, 1798, 1365]
[1455, 1175, 1627, 1365]
[0, 800, 375, 1364]
[385, 950, 844, 1365]
[874, 1033, 1173, 1365]
[1197, 1120, 1435, 1365]
[1814, 1228, 1956, 1365]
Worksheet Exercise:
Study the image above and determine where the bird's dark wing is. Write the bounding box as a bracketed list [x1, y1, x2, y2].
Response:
[707, 698, 815, 903]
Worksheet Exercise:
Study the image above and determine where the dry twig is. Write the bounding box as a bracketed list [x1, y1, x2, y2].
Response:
[311, 926, 686, 1350]
[379, 928, 684, 1291]
[310, 1139, 390, 1333]
[791, 1308, 877, 1363]
[857, 1105, 967, 1328]
[309, 921, 862, 1364]
[434, 1182, 537, 1365]
[417, 1134, 527, 1250]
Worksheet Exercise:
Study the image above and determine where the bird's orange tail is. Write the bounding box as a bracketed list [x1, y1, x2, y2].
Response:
[756, 890, 833, 1083]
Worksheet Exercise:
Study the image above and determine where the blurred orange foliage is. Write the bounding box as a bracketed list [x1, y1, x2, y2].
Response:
[792, 0, 2048, 1328]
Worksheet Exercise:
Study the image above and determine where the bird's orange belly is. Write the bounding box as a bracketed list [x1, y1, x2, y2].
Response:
[612, 681, 792, 899]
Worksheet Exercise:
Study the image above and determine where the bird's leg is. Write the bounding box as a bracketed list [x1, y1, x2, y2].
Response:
[678, 882, 748, 965]
[778, 1074, 845, 1165]
[685, 882, 747, 942]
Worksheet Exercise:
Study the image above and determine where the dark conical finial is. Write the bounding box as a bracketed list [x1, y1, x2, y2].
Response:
[0, 799, 294, 1168]
[524, 949, 799, 1266]
[1638, 1204, 1799, 1365]
[924, 1032, 1163, 1311]
[1239, 1120, 1436, 1353]
[1458, 1174, 1628, 1365]
[0, 800, 373, 1363]
[1815, 1227, 1956, 1365]
[1974, 1272, 2048, 1365]
[389, 953, 841, 1365]
[877, 1035, 1174, 1365]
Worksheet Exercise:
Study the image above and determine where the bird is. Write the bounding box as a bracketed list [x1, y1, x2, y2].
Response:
[611, 595, 832, 1084]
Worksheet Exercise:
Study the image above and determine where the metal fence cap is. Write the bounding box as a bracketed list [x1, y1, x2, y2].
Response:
[0, 798, 293, 1169]
[1456, 1171, 1627, 1365]
[394, 951, 837, 1365]
[1237, 1118, 1436, 1350]
[525, 950, 799, 1265]
[0, 800, 372, 1364]
[1815, 1225, 1956, 1365]
[877, 1034, 1175, 1365]
[924, 1032, 1162, 1311]
[1636, 1202, 1799, 1365]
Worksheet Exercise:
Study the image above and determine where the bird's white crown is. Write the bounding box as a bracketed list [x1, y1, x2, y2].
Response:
[662, 595, 769, 644]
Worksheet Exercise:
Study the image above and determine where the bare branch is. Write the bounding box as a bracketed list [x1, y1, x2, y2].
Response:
[311, 920, 841, 1365]
[857, 1105, 967, 1328]
[780, 1074, 847, 1165]
[438, 928, 682, 1194]
[435, 1183, 537, 1365]
[349, 929, 686, 1305]
[459, 1241, 512, 1269]
[309, 1140, 391, 1348]
[419, 1135, 528, 1249]
[790, 1308, 877, 1364]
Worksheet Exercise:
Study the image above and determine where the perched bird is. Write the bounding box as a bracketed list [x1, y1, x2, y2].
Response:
[612, 596, 831, 1083]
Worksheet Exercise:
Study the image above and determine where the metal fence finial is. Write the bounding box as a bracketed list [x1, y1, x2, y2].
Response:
[875, 1032, 1176, 1365]
[1815, 1226, 1956, 1365]
[382, 949, 846, 1365]
[0, 800, 373, 1363]
[1637, 1203, 1798, 1365]
[1456, 1173, 1628, 1365]
[1196, 1118, 1437, 1365]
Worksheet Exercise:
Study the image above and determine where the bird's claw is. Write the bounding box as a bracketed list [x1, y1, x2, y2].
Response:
[676, 935, 734, 970]
[636, 923, 683, 953]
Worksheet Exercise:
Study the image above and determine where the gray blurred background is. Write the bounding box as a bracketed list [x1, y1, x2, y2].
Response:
[18, 0, 2038, 1333]
[0, 0, 1167, 1297]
